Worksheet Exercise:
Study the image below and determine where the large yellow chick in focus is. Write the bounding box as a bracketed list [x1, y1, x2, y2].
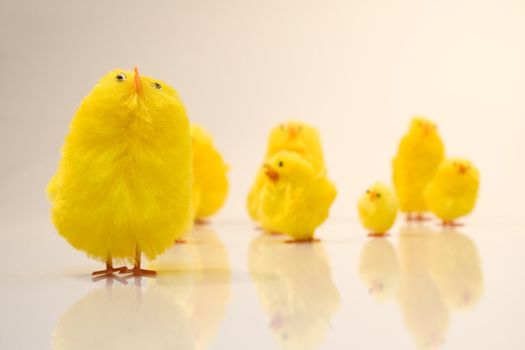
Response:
[393, 117, 445, 221]
[247, 121, 326, 223]
[425, 158, 479, 226]
[190, 123, 229, 223]
[48, 68, 192, 278]
[358, 182, 398, 235]
[258, 151, 337, 242]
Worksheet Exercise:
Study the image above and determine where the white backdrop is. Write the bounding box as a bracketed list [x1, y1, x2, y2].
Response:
[1, 0, 524, 224]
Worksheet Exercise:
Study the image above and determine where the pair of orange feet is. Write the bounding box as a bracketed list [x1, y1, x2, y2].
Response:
[91, 262, 156, 283]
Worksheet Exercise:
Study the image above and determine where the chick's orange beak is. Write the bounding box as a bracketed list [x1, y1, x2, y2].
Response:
[288, 125, 298, 138]
[458, 164, 468, 174]
[368, 191, 376, 201]
[264, 165, 279, 182]
[134, 66, 142, 93]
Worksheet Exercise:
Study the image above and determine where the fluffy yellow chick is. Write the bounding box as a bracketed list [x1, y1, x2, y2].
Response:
[247, 121, 325, 222]
[48, 68, 192, 278]
[358, 182, 398, 235]
[425, 158, 480, 226]
[258, 151, 336, 242]
[190, 123, 229, 223]
[393, 117, 445, 220]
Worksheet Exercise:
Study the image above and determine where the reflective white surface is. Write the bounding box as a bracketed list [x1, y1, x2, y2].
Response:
[1, 218, 524, 349]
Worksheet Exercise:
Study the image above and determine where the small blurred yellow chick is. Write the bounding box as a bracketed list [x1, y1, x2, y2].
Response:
[425, 158, 480, 226]
[190, 123, 229, 223]
[358, 182, 398, 235]
[393, 117, 445, 221]
[247, 121, 325, 222]
[265, 121, 326, 170]
[48, 68, 192, 278]
[258, 151, 336, 242]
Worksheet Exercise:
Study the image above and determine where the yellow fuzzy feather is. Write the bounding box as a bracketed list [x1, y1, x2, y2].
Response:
[258, 151, 336, 240]
[190, 123, 229, 221]
[424, 158, 479, 223]
[48, 68, 192, 264]
[392, 117, 445, 216]
[358, 182, 398, 234]
[247, 121, 325, 222]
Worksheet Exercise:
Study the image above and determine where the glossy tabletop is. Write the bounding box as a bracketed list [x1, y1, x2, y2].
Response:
[1, 217, 523, 349]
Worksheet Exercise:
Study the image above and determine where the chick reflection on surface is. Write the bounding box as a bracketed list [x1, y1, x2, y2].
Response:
[52, 285, 196, 350]
[428, 228, 483, 311]
[149, 225, 232, 350]
[358, 237, 400, 302]
[397, 224, 450, 350]
[248, 234, 340, 350]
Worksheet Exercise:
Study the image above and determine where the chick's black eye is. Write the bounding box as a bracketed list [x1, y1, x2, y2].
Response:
[377, 193, 381, 198]
[152, 82, 162, 90]
[278, 161, 283, 167]
[115, 73, 126, 82]
[366, 190, 370, 194]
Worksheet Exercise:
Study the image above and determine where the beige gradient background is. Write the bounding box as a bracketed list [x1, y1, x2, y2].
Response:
[2, 2, 525, 349]
[1, 0, 524, 224]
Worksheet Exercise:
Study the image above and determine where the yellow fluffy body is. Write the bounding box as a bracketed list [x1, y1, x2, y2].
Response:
[247, 121, 325, 222]
[358, 182, 398, 234]
[393, 117, 445, 214]
[48, 68, 192, 262]
[425, 158, 479, 222]
[258, 151, 336, 240]
[190, 123, 229, 221]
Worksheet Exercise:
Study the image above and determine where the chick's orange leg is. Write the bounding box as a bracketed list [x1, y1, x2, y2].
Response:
[175, 239, 187, 244]
[120, 245, 157, 278]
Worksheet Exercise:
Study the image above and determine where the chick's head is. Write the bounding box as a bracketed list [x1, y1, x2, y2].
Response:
[362, 182, 395, 205]
[266, 121, 323, 165]
[263, 151, 314, 184]
[84, 67, 182, 125]
[439, 158, 478, 178]
[408, 116, 439, 138]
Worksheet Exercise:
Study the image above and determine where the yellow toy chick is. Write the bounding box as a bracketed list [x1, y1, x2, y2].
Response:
[393, 117, 445, 221]
[190, 123, 229, 223]
[247, 121, 325, 222]
[258, 151, 336, 242]
[358, 182, 398, 235]
[425, 158, 479, 226]
[48, 68, 192, 278]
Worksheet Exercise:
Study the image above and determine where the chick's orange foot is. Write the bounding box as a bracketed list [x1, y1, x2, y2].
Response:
[441, 220, 464, 227]
[194, 218, 210, 225]
[91, 261, 128, 284]
[120, 267, 157, 278]
[175, 239, 187, 244]
[406, 213, 431, 222]
[285, 237, 320, 244]
[368, 233, 389, 238]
